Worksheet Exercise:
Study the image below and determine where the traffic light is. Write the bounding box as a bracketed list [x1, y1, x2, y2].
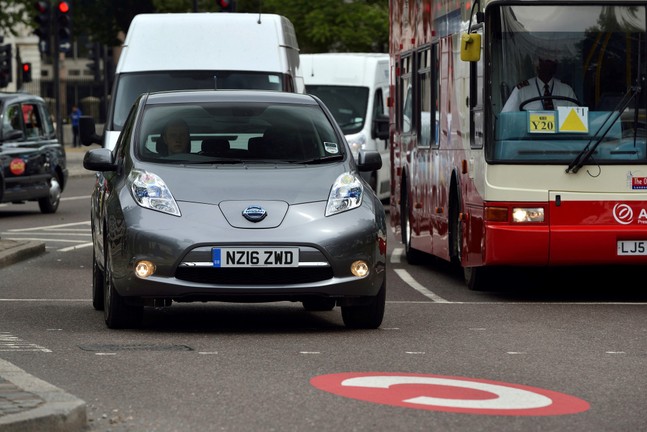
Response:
[56, 1, 72, 43]
[217, 0, 236, 12]
[34, 1, 51, 53]
[0, 44, 12, 88]
[86, 42, 101, 81]
[22, 62, 32, 83]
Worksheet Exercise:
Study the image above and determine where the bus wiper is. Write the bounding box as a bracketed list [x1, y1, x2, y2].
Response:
[565, 85, 640, 174]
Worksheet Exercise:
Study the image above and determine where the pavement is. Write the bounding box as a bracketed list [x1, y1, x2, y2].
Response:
[0, 144, 94, 432]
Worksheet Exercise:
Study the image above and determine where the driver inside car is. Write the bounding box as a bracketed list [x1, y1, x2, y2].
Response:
[501, 56, 578, 112]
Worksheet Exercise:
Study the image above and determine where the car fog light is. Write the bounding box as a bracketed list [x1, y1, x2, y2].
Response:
[135, 260, 156, 279]
[351, 260, 369, 278]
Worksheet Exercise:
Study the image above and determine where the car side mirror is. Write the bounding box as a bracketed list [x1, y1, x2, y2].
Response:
[2, 129, 24, 141]
[357, 150, 382, 172]
[371, 114, 390, 141]
[83, 148, 117, 172]
[80, 116, 102, 146]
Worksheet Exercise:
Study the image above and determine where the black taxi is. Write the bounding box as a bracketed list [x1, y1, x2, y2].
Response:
[0, 92, 67, 213]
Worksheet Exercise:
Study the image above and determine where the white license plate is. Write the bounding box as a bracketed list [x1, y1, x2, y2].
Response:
[212, 247, 299, 267]
[617, 240, 647, 256]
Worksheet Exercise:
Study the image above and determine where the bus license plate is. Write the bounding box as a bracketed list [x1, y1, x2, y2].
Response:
[212, 247, 299, 267]
[617, 240, 647, 256]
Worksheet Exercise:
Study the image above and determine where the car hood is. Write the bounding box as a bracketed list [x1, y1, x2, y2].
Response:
[139, 163, 351, 205]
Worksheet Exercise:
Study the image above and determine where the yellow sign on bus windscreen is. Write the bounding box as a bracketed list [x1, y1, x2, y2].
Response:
[528, 107, 589, 134]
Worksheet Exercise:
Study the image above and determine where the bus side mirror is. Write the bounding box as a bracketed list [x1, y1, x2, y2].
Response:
[460, 33, 481, 62]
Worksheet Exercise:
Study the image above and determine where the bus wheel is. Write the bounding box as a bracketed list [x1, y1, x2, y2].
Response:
[464, 266, 495, 291]
[400, 185, 424, 265]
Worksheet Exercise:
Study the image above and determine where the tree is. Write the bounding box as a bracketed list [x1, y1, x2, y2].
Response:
[0, 0, 33, 37]
[237, 0, 388, 53]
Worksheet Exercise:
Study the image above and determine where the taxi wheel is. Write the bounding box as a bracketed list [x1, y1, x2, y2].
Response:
[92, 249, 104, 311]
[341, 280, 385, 329]
[38, 174, 61, 214]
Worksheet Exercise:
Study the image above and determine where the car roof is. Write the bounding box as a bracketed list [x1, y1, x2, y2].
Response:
[143, 89, 320, 106]
[0, 92, 46, 104]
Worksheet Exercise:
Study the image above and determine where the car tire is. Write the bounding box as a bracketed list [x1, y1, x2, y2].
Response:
[341, 280, 386, 329]
[38, 174, 61, 214]
[302, 298, 336, 311]
[103, 249, 143, 329]
[92, 249, 105, 311]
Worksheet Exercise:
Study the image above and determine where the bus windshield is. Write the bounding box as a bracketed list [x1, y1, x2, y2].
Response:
[488, 4, 647, 164]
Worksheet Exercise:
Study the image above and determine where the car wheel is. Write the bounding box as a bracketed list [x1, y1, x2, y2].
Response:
[341, 280, 386, 329]
[92, 249, 104, 311]
[400, 184, 424, 265]
[38, 174, 61, 214]
[103, 249, 143, 329]
[302, 298, 336, 311]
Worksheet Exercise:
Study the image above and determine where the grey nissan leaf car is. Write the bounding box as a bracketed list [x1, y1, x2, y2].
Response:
[83, 89, 387, 329]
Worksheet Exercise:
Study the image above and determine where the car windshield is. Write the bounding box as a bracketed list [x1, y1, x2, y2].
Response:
[112, 71, 284, 131]
[137, 101, 345, 165]
[305, 85, 369, 134]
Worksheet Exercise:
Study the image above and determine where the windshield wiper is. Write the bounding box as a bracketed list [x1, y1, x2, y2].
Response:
[565, 85, 640, 174]
[293, 154, 344, 164]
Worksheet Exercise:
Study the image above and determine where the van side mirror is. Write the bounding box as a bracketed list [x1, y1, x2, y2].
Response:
[371, 114, 390, 141]
[460, 33, 481, 62]
[80, 116, 102, 146]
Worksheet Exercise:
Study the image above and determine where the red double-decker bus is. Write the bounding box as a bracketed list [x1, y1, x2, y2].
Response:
[389, 0, 647, 290]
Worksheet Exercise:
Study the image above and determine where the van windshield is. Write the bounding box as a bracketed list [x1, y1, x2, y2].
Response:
[305, 85, 369, 135]
[111, 71, 284, 131]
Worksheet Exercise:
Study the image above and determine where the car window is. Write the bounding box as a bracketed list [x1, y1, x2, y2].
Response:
[22, 103, 43, 138]
[137, 102, 345, 164]
[2, 104, 23, 139]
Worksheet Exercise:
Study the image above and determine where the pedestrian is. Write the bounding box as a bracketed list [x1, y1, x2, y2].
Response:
[70, 105, 82, 147]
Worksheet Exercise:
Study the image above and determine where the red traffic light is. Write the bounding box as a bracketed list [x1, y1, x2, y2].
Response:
[57, 1, 69, 14]
[22, 63, 30, 72]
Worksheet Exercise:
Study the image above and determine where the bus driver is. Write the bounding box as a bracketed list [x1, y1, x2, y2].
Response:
[501, 56, 577, 112]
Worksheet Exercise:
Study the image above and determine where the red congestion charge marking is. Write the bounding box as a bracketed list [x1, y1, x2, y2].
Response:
[10, 158, 26, 175]
[310, 372, 590, 416]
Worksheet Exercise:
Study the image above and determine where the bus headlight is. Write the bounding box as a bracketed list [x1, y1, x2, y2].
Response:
[512, 207, 544, 223]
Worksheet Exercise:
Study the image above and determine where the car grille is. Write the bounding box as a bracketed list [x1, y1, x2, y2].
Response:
[175, 267, 334, 285]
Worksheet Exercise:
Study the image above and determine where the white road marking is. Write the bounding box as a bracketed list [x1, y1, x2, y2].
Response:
[390, 248, 402, 264]
[393, 269, 450, 303]
[6, 221, 91, 232]
[58, 242, 94, 252]
[0, 332, 51, 352]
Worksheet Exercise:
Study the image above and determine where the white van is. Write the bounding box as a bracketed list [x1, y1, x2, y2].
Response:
[300, 53, 390, 200]
[83, 13, 304, 150]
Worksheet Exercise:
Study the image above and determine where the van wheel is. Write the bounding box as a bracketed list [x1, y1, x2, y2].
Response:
[38, 175, 61, 214]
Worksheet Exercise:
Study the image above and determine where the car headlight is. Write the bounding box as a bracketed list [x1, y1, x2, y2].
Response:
[129, 169, 181, 216]
[346, 133, 367, 160]
[326, 172, 363, 216]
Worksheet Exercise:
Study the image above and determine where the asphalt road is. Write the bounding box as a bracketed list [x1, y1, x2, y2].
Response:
[1, 176, 647, 431]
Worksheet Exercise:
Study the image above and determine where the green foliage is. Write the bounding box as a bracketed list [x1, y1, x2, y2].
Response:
[0, 0, 32, 38]
[1, 0, 388, 54]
